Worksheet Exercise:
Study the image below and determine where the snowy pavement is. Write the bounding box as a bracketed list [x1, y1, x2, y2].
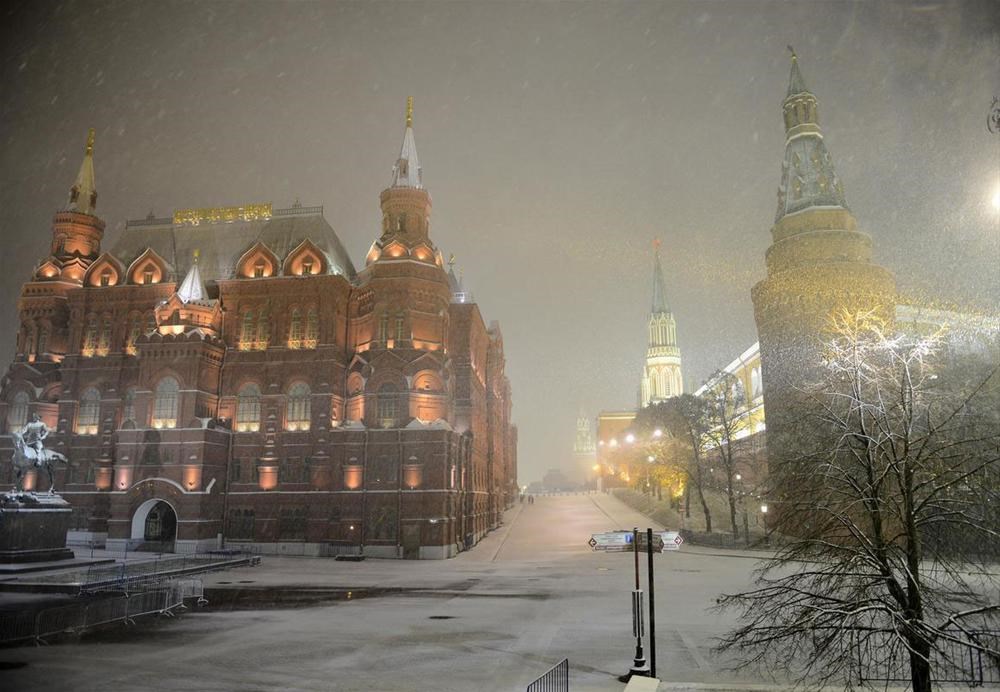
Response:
[0, 493, 788, 691]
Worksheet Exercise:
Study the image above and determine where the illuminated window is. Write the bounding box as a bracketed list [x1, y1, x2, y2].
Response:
[236, 384, 261, 432]
[7, 391, 29, 431]
[377, 384, 398, 428]
[288, 308, 303, 349]
[256, 308, 270, 350]
[97, 318, 112, 356]
[239, 311, 254, 351]
[126, 316, 142, 356]
[100, 269, 112, 287]
[304, 308, 318, 349]
[82, 315, 98, 356]
[77, 387, 101, 435]
[253, 260, 265, 278]
[143, 267, 154, 284]
[152, 376, 179, 429]
[285, 382, 311, 431]
[301, 257, 314, 275]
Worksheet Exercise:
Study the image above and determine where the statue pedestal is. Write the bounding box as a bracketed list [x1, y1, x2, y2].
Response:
[0, 492, 75, 563]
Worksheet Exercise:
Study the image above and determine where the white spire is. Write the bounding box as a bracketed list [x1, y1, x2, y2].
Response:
[390, 97, 422, 189]
[67, 128, 97, 215]
[176, 251, 206, 303]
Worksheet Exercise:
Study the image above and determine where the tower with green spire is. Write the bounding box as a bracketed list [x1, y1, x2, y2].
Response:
[641, 240, 683, 407]
[751, 50, 896, 463]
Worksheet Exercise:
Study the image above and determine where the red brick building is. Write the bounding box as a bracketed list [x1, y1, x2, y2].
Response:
[0, 105, 517, 559]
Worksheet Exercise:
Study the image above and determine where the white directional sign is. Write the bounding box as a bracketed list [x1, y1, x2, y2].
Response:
[589, 531, 633, 552]
[658, 531, 684, 551]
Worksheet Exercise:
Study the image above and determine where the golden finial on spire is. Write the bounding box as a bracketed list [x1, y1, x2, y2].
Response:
[85, 128, 95, 155]
[787, 45, 797, 62]
[193, 249, 200, 263]
[406, 96, 413, 128]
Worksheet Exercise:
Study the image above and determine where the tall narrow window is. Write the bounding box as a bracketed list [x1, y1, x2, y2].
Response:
[152, 377, 179, 429]
[239, 310, 254, 351]
[378, 312, 389, 343]
[77, 387, 101, 435]
[36, 328, 49, 356]
[82, 315, 98, 356]
[253, 260, 266, 278]
[377, 384, 398, 428]
[143, 267, 154, 284]
[256, 308, 270, 350]
[100, 269, 112, 287]
[122, 388, 137, 425]
[145, 313, 156, 336]
[395, 313, 405, 342]
[97, 318, 112, 356]
[305, 308, 319, 349]
[7, 392, 29, 431]
[285, 382, 311, 431]
[126, 316, 142, 356]
[236, 384, 262, 432]
[301, 257, 314, 275]
[288, 308, 303, 349]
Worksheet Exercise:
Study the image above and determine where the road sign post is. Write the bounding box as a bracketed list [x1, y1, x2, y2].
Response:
[647, 527, 657, 679]
[620, 527, 650, 682]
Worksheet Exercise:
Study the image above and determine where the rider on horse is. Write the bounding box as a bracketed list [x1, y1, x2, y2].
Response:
[22, 413, 50, 462]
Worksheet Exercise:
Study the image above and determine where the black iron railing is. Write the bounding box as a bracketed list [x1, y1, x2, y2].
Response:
[527, 658, 569, 692]
[856, 630, 1000, 686]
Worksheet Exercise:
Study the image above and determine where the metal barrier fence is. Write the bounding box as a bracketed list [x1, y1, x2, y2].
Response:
[856, 630, 1000, 686]
[79, 550, 259, 594]
[1, 581, 199, 646]
[526, 658, 569, 692]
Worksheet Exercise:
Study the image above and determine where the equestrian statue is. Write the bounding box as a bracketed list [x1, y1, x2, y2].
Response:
[10, 414, 67, 493]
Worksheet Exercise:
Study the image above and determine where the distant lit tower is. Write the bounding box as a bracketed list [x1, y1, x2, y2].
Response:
[640, 241, 683, 407]
[573, 408, 596, 458]
[751, 50, 896, 462]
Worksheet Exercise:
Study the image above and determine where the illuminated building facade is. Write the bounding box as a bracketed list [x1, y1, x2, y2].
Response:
[640, 242, 683, 407]
[0, 102, 517, 559]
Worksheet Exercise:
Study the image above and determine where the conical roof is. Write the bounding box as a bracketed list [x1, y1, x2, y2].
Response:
[651, 243, 670, 314]
[390, 97, 422, 189]
[176, 254, 207, 303]
[67, 129, 98, 215]
[786, 48, 809, 97]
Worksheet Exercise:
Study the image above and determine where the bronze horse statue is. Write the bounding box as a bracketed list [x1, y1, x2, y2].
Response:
[10, 432, 68, 493]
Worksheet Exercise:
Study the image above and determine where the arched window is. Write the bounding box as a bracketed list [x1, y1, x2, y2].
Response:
[37, 327, 49, 356]
[239, 310, 254, 351]
[7, 391, 29, 431]
[122, 387, 137, 425]
[378, 312, 389, 343]
[236, 384, 262, 432]
[286, 382, 311, 431]
[77, 387, 101, 435]
[377, 384, 398, 428]
[304, 308, 318, 348]
[288, 308, 303, 349]
[152, 377, 179, 429]
[82, 314, 98, 356]
[395, 312, 405, 342]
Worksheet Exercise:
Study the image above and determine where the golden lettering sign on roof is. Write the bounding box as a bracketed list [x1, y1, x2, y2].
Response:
[173, 203, 272, 226]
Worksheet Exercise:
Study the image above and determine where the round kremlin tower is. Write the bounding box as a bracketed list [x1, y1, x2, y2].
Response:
[751, 51, 897, 471]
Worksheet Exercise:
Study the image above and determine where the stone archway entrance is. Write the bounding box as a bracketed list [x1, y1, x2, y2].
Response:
[131, 498, 177, 552]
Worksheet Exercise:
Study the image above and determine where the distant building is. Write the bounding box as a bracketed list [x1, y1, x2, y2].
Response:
[641, 242, 684, 407]
[0, 101, 517, 559]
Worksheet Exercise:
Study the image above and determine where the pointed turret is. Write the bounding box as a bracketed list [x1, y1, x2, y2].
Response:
[376, 97, 435, 251]
[641, 240, 683, 407]
[651, 241, 670, 314]
[775, 48, 848, 222]
[67, 128, 98, 216]
[176, 250, 207, 304]
[391, 97, 423, 189]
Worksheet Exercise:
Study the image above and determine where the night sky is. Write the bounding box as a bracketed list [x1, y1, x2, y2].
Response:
[2, 1, 998, 484]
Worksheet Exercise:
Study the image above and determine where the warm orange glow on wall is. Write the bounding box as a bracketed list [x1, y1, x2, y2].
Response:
[95, 467, 112, 490]
[183, 465, 202, 491]
[41, 266, 59, 278]
[134, 262, 162, 284]
[21, 469, 37, 492]
[116, 466, 133, 491]
[258, 465, 279, 490]
[344, 465, 363, 490]
[403, 464, 422, 489]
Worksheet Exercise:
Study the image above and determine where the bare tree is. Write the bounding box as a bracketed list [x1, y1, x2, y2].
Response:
[701, 371, 750, 538]
[717, 309, 1000, 690]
